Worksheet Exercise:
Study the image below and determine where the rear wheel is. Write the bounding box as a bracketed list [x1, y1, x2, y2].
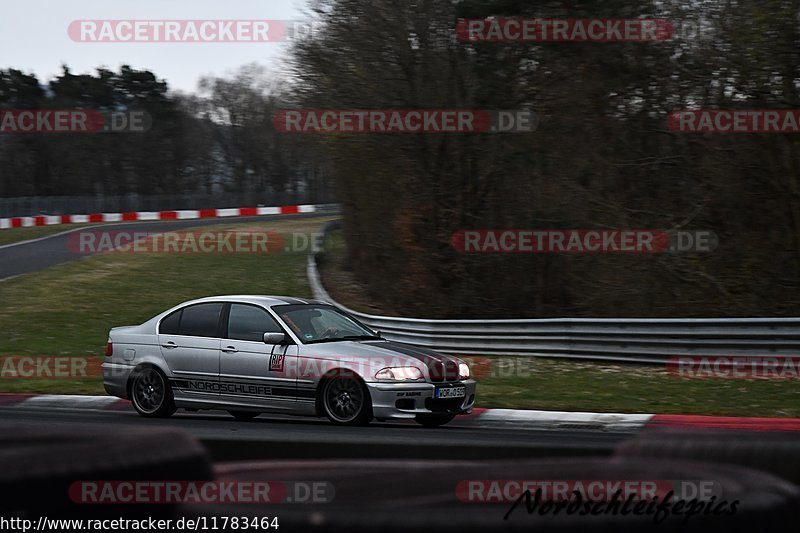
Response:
[415, 414, 456, 427]
[321, 373, 373, 426]
[130, 367, 176, 418]
[228, 410, 260, 421]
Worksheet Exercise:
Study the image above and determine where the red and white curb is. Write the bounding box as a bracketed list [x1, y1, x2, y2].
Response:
[2, 394, 800, 432]
[0, 204, 317, 230]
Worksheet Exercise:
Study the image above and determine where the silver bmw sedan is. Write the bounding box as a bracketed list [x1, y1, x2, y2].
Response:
[102, 295, 476, 427]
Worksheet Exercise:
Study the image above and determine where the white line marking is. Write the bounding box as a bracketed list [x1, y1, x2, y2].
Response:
[0, 224, 103, 251]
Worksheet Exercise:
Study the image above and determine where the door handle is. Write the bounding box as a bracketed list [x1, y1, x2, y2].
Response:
[161, 341, 177, 349]
[222, 346, 239, 353]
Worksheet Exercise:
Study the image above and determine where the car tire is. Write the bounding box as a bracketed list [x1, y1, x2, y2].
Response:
[414, 414, 456, 427]
[228, 410, 260, 421]
[130, 366, 177, 418]
[320, 373, 373, 426]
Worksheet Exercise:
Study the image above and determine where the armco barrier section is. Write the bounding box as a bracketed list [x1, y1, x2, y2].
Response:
[307, 221, 800, 363]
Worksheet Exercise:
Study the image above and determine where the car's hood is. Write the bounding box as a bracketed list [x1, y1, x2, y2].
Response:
[298, 340, 462, 381]
[302, 339, 456, 362]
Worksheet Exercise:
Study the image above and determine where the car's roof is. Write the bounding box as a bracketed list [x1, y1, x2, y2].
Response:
[179, 295, 329, 308]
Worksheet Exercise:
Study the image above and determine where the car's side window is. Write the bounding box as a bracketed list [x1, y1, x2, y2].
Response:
[159, 309, 182, 335]
[228, 303, 282, 342]
[178, 303, 224, 338]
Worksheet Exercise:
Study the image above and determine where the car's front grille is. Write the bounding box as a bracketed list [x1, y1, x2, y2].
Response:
[427, 359, 459, 382]
[428, 361, 444, 382]
[444, 360, 459, 381]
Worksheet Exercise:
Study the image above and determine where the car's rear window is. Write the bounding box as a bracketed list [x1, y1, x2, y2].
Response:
[177, 303, 223, 338]
[159, 309, 181, 335]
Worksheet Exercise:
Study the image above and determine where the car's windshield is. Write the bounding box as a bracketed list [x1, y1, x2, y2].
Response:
[274, 304, 379, 343]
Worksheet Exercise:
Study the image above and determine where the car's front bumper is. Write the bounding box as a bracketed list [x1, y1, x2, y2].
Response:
[367, 379, 477, 419]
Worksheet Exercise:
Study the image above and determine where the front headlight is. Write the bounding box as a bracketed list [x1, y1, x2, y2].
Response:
[375, 367, 424, 381]
[458, 363, 470, 379]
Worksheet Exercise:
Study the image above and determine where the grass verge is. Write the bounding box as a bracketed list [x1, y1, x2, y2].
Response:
[473, 357, 800, 417]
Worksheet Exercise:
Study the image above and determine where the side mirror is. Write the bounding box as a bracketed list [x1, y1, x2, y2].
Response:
[374, 330, 383, 338]
[264, 332, 288, 345]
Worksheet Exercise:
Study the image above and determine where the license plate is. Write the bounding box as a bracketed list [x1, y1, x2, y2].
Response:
[435, 386, 466, 399]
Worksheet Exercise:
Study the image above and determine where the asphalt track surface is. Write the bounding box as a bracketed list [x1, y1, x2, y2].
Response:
[0, 212, 329, 281]
[0, 405, 630, 461]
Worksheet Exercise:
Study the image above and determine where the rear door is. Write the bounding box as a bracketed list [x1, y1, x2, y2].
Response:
[158, 302, 223, 400]
[218, 303, 297, 411]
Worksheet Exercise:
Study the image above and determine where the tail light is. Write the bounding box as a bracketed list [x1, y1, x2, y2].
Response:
[105, 342, 113, 357]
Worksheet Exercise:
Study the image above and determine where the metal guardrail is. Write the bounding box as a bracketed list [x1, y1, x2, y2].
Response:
[308, 221, 800, 363]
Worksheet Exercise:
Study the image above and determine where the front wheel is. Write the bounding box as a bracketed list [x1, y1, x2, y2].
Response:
[321, 374, 373, 426]
[130, 367, 176, 418]
[415, 414, 456, 427]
